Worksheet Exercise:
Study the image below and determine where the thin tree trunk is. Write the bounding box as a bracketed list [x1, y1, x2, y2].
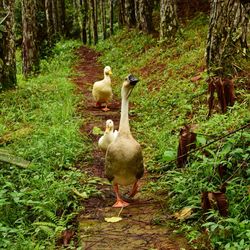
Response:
[160, 0, 178, 41]
[109, 0, 114, 35]
[118, 0, 125, 27]
[101, 0, 107, 39]
[0, 0, 16, 90]
[76, 0, 83, 41]
[45, 0, 53, 43]
[51, 0, 58, 34]
[90, 0, 98, 44]
[61, 0, 66, 33]
[88, 0, 92, 44]
[21, 0, 39, 78]
[57, 0, 62, 34]
[82, 0, 88, 44]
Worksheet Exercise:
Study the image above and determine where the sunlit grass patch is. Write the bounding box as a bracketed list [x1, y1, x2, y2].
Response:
[0, 40, 97, 249]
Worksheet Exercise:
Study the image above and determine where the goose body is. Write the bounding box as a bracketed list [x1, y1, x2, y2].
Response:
[98, 119, 118, 152]
[105, 75, 144, 207]
[92, 66, 112, 111]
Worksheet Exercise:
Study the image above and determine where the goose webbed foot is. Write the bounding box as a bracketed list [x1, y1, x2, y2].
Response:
[112, 199, 129, 208]
[102, 104, 110, 112]
[113, 184, 130, 208]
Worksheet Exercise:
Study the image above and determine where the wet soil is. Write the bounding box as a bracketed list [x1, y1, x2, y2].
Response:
[71, 46, 193, 250]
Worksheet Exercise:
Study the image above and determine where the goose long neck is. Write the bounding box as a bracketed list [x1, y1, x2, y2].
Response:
[104, 73, 111, 82]
[119, 95, 131, 135]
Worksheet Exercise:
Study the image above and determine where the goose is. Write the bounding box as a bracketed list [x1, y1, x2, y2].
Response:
[105, 75, 144, 208]
[98, 119, 118, 152]
[92, 66, 113, 112]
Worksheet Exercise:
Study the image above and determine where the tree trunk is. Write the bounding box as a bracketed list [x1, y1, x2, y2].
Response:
[136, 0, 154, 33]
[61, 0, 66, 33]
[206, 0, 250, 76]
[0, 0, 17, 90]
[124, 0, 136, 27]
[88, 0, 92, 44]
[82, 0, 88, 44]
[101, 0, 107, 39]
[109, 0, 114, 35]
[21, 0, 39, 78]
[160, 0, 178, 40]
[118, 0, 125, 27]
[45, 0, 53, 43]
[51, 0, 58, 34]
[90, 0, 98, 44]
[56, 0, 62, 34]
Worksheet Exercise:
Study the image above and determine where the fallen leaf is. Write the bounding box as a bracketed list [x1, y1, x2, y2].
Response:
[174, 207, 193, 220]
[191, 75, 202, 82]
[104, 217, 122, 223]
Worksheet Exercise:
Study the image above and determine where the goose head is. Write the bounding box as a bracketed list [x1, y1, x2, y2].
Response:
[122, 74, 139, 99]
[104, 66, 112, 76]
[105, 119, 114, 133]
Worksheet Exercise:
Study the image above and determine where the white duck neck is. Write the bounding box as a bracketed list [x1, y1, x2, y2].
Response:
[104, 73, 111, 82]
[119, 91, 131, 135]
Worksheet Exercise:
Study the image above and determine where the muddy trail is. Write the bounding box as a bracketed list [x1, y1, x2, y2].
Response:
[72, 46, 193, 250]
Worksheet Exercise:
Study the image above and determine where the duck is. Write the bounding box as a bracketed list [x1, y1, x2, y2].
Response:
[98, 119, 118, 152]
[92, 66, 113, 112]
[105, 75, 144, 208]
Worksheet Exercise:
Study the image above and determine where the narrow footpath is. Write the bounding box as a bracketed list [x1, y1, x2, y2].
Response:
[72, 46, 193, 250]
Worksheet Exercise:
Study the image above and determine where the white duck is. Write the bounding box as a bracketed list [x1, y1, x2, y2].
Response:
[105, 75, 144, 208]
[92, 66, 113, 112]
[98, 119, 118, 152]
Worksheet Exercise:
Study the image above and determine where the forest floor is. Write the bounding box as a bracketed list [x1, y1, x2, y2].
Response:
[71, 46, 194, 250]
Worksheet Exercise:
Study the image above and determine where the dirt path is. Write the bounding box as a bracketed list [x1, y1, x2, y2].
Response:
[72, 46, 193, 250]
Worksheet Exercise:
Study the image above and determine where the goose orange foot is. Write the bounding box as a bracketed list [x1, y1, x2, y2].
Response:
[129, 181, 139, 198]
[102, 104, 110, 112]
[112, 199, 129, 208]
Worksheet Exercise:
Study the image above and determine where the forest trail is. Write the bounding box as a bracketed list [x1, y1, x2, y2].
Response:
[72, 46, 193, 250]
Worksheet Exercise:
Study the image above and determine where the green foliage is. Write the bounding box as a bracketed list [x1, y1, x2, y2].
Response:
[95, 14, 250, 249]
[0, 40, 98, 249]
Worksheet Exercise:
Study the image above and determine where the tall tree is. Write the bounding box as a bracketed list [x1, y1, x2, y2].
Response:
[136, 0, 154, 33]
[109, 0, 114, 35]
[56, 0, 63, 34]
[51, 0, 58, 34]
[0, 0, 16, 90]
[206, 0, 250, 76]
[45, 0, 53, 43]
[160, 0, 178, 40]
[124, 0, 136, 27]
[90, 0, 98, 44]
[118, 0, 125, 27]
[101, 0, 107, 39]
[22, 0, 39, 77]
[81, 0, 88, 44]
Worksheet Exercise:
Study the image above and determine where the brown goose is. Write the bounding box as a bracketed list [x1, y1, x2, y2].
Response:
[105, 75, 144, 207]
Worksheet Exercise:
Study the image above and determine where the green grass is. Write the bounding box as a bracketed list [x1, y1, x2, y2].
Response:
[95, 14, 250, 250]
[0, 40, 98, 249]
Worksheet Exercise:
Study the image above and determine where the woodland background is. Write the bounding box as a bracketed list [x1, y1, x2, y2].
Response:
[0, 0, 249, 249]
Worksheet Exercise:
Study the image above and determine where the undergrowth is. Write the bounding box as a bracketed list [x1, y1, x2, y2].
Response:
[95, 14, 250, 250]
[0, 40, 98, 249]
